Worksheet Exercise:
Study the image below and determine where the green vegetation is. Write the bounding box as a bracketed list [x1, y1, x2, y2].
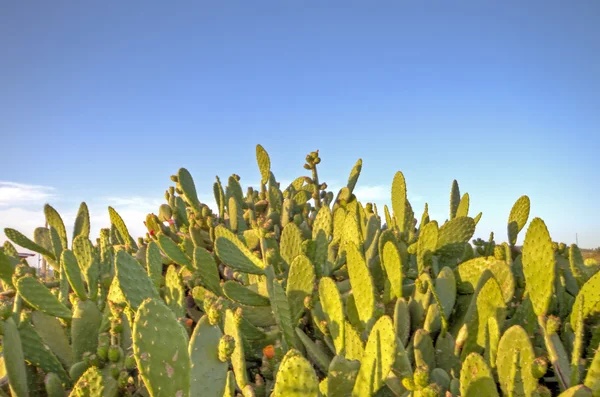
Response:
[1, 144, 598, 396]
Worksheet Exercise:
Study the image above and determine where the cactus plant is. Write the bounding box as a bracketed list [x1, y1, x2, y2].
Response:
[1, 143, 598, 397]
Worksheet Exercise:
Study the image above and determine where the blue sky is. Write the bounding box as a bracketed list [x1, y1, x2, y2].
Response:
[1, 1, 599, 249]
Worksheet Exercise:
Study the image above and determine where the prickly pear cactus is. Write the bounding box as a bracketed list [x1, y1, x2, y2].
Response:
[3, 143, 596, 397]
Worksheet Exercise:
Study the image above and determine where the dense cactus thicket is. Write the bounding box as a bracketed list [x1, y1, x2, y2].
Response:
[1, 144, 600, 397]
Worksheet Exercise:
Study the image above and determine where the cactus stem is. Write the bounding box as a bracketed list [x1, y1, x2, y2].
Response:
[538, 315, 569, 391]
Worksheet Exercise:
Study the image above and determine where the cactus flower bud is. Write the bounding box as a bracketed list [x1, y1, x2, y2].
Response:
[415, 278, 427, 294]
[87, 354, 101, 368]
[0, 301, 12, 320]
[218, 335, 236, 362]
[414, 365, 430, 388]
[420, 384, 441, 397]
[109, 363, 121, 379]
[531, 357, 548, 379]
[533, 385, 552, 397]
[401, 377, 415, 391]
[304, 295, 314, 310]
[207, 305, 221, 326]
[125, 354, 136, 371]
[118, 370, 129, 388]
[263, 345, 275, 360]
[546, 315, 561, 335]
[111, 319, 123, 334]
[108, 345, 122, 363]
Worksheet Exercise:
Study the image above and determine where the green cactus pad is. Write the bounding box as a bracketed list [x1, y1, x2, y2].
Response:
[69, 366, 118, 397]
[313, 204, 333, 240]
[352, 315, 397, 397]
[327, 355, 361, 397]
[286, 254, 315, 324]
[332, 207, 347, 244]
[272, 349, 320, 397]
[44, 373, 66, 397]
[165, 265, 186, 318]
[0, 250, 15, 287]
[17, 320, 70, 386]
[462, 275, 506, 358]
[2, 317, 30, 397]
[16, 276, 72, 319]
[435, 332, 459, 376]
[44, 204, 68, 252]
[223, 309, 249, 389]
[269, 275, 299, 351]
[230, 301, 276, 327]
[4, 227, 55, 260]
[319, 277, 346, 355]
[496, 325, 537, 397]
[456, 192, 470, 218]
[455, 256, 515, 304]
[115, 250, 160, 311]
[72, 202, 90, 240]
[436, 266, 457, 319]
[108, 206, 137, 250]
[61, 249, 87, 300]
[178, 167, 203, 214]
[346, 241, 375, 329]
[256, 144, 271, 184]
[557, 385, 593, 397]
[347, 158, 363, 194]
[157, 233, 192, 268]
[223, 281, 270, 306]
[571, 270, 600, 331]
[391, 171, 408, 232]
[393, 298, 411, 347]
[71, 299, 102, 362]
[450, 180, 461, 220]
[522, 217, 556, 317]
[345, 321, 365, 361]
[31, 311, 74, 369]
[146, 241, 163, 291]
[342, 210, 362, 252]
[133, 298, 190, 397]
[417, 221, 438, 274]
[413, 329, 436, 371]
[72, 236, 98, 299]
[436, 216, 476, 255]
[460, 352, 500, 397]
[188, 315, 228, 397]
[214, 225, 264, 274]
[382, 240, 403, 299]
[508, 195, 531, 246]
[584, 343, 600, 394]
[295, 327, 332, 373]
[189, 247, 220, 296]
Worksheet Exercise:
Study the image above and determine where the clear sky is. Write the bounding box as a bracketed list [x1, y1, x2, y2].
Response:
[1, 1, 599, 251]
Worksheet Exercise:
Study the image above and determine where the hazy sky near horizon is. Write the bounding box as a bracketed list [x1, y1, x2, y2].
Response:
[1, 1, 599, 250]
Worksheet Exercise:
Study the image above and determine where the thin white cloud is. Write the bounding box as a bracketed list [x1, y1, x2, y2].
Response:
[353, 185, 388, 202]
[0, 181, 55, 207]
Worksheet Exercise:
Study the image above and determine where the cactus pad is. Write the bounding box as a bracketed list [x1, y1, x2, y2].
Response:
[16, 276, 72, 319]
[133, 298, 190, 397]
[460, 352, 500, 397]
[272, 349, 320, 397]
[522, 217, 556, 317]
[214, 225, 264, 274]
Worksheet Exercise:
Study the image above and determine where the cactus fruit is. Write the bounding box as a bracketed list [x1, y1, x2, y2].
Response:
[3, 144, 599, 397]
